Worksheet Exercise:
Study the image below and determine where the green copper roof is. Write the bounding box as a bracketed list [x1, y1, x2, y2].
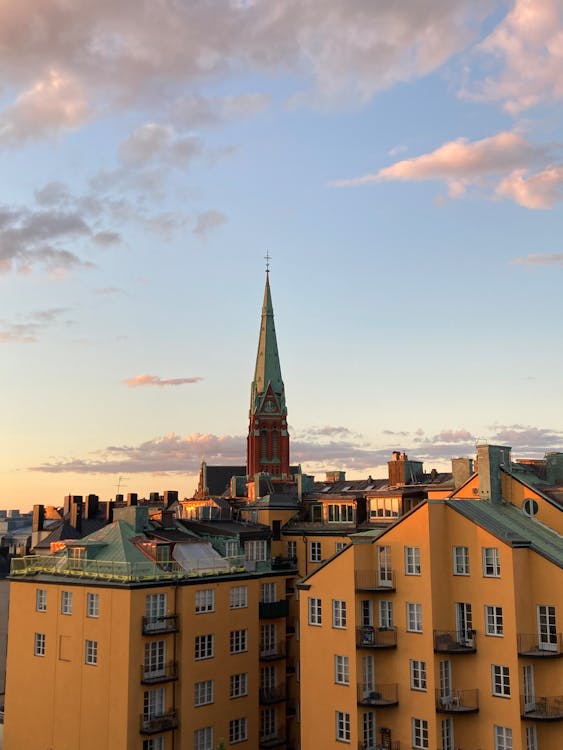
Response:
[250, 272, 285, 412]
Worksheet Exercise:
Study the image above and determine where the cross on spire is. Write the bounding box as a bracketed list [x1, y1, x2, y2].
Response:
[264, 251, 271, 273]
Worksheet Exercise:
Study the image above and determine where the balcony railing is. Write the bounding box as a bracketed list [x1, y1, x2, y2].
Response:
[358, 743, 400, 750]
[141, 661, 178, 684]
[434, 630, 476, 654]
[520, 695, 563, 720]
[259, 733, 287, 748]
[260, 641, 286, 661]
[142, 614, 179, 635]
[435, 689, 479, 713]
[356, 626, 397, 649]
[140, 710, 178, 734]
[355, 569, 396, 591]
[357, 683, 399, 707]
[271, 555, 298, 571]
[518, 633, 563, 657]
[259, 685, 286, 704]
[259, 600, 289, 619]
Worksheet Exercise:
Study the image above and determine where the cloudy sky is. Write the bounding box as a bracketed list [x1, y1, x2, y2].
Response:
[1, 0, 563, 507]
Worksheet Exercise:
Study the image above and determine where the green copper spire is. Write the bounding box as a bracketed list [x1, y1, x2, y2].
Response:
[250, 272, 286, 414]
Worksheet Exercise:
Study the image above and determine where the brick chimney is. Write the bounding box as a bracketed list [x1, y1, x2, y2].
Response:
[477, 444, 511, 503]
[32, 505, 45, 533]
[69, 499, 83, 533]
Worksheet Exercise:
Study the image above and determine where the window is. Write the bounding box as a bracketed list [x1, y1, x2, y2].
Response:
[261, 583, 277, 603]
[485, 605, 504, 636]
[230, 673, 248, 699]
[230, 629, 248, 654]
[370, 496, 399, 518]
[194, 680, 213, 706]
[328, 504, 354, 522]
[245, 539, 267, 561]
[225, 539, 239, 557]
[195, 589, 215, 613]
[194, 727, 213, 750]
[195, 634, 214, 660]
[286, 540, 297, 560]
[34, 632, 45, 657]
[144, 640, 166, 678]
[87, 592, 99, 618]
[145, 593, 167, 631]
[492, 665, 510, 696]
[405, 546, 421, 575]
[453, 546, 469, 575]
[494, 726, 513, 750]
[308, 597, 322, 625]
[407, 602, 422, 632]
[526, 726, 537, 750]
[412, 718, 429, 749]
[260, 707, 277, 740]
[260, 623, 277, 657]
[261, 664, 276, 690]
[360, 600, 373, 627]
[334, 655, 349, 685]
[85, 639, 98, 665]
[143, 687, 164, 723]
[363, 712, 375, 750]
[379, 600, 393, 629]
[483, 547, 501, 577]
[229, 718, 248, 744]
[441, 718, 454, 750]
[410, 659, 427, 691]
[335, 711, 350, 742]
[143, 738, 164, 750]
[61, 590, 73, 615]
[230, 585, 248, 609]
[332, 600, 347, 629]
[335, 541, 347, 553]
[310, 541, 322, 562]
[36, 588, 47, 612]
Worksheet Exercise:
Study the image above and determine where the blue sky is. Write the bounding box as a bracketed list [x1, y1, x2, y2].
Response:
[1, 0, 562, 507]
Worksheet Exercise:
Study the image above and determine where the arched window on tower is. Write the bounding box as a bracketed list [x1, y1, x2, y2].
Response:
[272, 428, 279, 459]
[261, 429, 268, 461]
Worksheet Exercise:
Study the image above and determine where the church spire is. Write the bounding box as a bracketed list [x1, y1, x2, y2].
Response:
[250, 272, 285, 414]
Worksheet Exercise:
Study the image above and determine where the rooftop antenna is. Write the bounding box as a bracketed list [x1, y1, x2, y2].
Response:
[114, 476, 127, 495]
[264, 251, 271, 274]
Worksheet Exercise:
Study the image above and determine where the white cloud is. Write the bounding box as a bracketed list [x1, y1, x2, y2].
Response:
[124, 374, 203, 388]
[512, 253, 563, 265]
[193, 210, 228, 238]
[119, 124, 203, 166]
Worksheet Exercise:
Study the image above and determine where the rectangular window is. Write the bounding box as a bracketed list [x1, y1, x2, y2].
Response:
[230, 673, 248, 699]
[229, 718, 248, 744]
[261, 664, 276, 691]
[526, 726, 537, 750]
[360, 600, 373, 627]
[405, 546, 421, 575]
[492, 665, 510, 696]
[363, 712, 375, 749]
[328, 504, 354, 523]
[61, 590, 73, 615]
[230, 629, 248, 654]
[261, 582, 277, 603]
[34, 632, 46, 657]
[145, 593, 167, 631]
[194, 727, 213, 750]
[412, 718, 429, 749]
[334, 655, 349, 685]
[194, 680, 214, 706]
[195, 589, 215, 613]
[225, 539, 239, 557]
[260, 623, 277, 657]
[87, 592, 99, 618]
[144, 640, 166, 678]
[410, 659, 427, 691]
[485, 605, 504, 636]
[379, 600, 393, 629]
[260, 706, 277, 740]
[335, 711, 350, 742]
[453, 546, 469, 575]
[332, 600, 347, 629]
[245, 539, 267, 561]
[230, 585, 248, 609]
[310, 541, 322, 562]
[85, 639, 98, 665]
[143, 738, 164, 750]
[335, 541, 347, 553]
[36, 588, 47, 612]
[370, 497, 399, 518]
[407, 602, 422, 632]
[286, 540, 297, 560]
[308, 597, 322, 625]
[195, 634, 214, 660]
[483, 547, 501, 577]
[494, 726, 513, 750]
[143, 687, 164, 722]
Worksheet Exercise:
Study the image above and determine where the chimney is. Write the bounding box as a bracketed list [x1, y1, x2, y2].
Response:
[477, 444, 511, 503]
[85, 494, 99, 519]
[161, 510, 175, 528]
[70, 499, 83, 533]
[127, 493, 138, 506]
[546, 452, 563, 485]
[452, 457, 474, 489]
[115, 494, 124, 504]
[149, 492, 160, 503]
[32, 504, 45, 533]
[64, 494, 83, 516]
[103, 501, 114, 523]
[164, 490, 178, 507]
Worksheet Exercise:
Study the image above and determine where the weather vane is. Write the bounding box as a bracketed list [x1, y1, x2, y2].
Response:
[264, 251, 271, 273]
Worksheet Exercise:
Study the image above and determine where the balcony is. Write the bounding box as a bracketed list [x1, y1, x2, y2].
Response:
[259, 600, 289, 619]
[520, 695, 563, 721]
[435, 689, 479, 714]
[259, 734, 286, 748]
[260, 641, 286, 661]
[356, 626, 397, 649]
[140, 710, 178, 734]
[433, 630, 476, 654]
[358, 743, 400, 750]
[140, 661, 178, 685]
[142, 614, 179, 635]
[355, 569, 396, 591]
[260, 685, 286, 704]
[357, 683, 399, 707]
[272, 555, 298, 571]
[518, 632, 563, 657]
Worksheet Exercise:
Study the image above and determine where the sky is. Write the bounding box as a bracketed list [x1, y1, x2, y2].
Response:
[1, 0, 563, 509]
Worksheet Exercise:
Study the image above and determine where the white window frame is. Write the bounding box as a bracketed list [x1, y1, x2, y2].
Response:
[225, 539, 238, 558]
[407, 602, 422, 632]
[36, 588, 47, 612]
[230, 629, 248, 654]
[308, 597, 322, 626]
[229, 718, 248, 744]
[286, 540, 297, 559]
[194, 727, 213, 750]
[143, 737, 165, 750]
[379, 600, 393, 629]
[525, 726, 537, 750]
[332, 600, 347, 629]
[412, 718, 429, 749]
[494, 725, 513, 750]
[335, 710, 351, 743]
[405, 546, 421, 575]
[310, 541, 322, 562]
[230, 673, 248, 699]
[85, 639, 98, 665]
[492, 664, 510, 697]
[144, 640, 166, 678]
[61, 590, 73, 615]
[334, 655, 349, 685]
[34, 632, 46, 656]
[245, 539, 267, 561]
[195, 634, 214, 660]
[230, 585, 248, 609]
[453, 546, 470, 575]
[410, 659, 427, 691]
[195, 589, 215, 614]
[86, 592, 99, 618]
[483, 547, 501, 577]
[260, 623, 277, 657]
[194, 679, 214, 706]
[260, 706, 277, 741]
[335, 541, 347, 553]
[485, 605, 504, 636]
[360, 599, 373, 627]
[261, 582, 277, 603]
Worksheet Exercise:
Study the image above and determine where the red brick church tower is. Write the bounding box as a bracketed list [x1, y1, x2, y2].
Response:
[247, 271, 290, 480]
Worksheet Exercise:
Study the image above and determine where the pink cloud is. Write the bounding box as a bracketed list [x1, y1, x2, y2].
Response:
[496, 166, 563, 209]
[512, 253, 563, 266]
[124, 374, 203, 388]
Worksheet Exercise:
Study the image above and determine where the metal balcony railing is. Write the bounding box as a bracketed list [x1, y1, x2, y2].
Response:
[259, 685, 286, 704]
[517, 632, 563, 657]
[435, 689, 479, 713]
[260, 641, 286, 660]
[259, 733, 287, 748]
[433, 630, 476, 653]
[357, 683, 399, 707]
[141, 661, 178, 684]
[357, 742, 400, 750]
[520, 695, 563, 720]
[356, 626, 397, 649]
[355, 569, 396, 591]
[140, 710, 178, 734]
[259, 600, 289, 619]
[142, 614, 179, 635]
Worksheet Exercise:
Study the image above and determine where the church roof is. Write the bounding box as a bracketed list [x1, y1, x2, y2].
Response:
[250, 272, 285, 412]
